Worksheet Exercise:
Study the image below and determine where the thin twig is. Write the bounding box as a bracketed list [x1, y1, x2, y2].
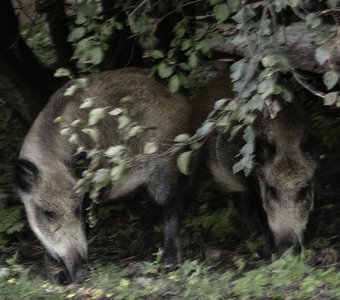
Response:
[292, 70, 326, 98]
[268, 3, 279, 51]
[153, 0, 204, 30]
[129, 0, 149, 17]
[291, 6, 306, 20]
[316, 8, 340, 16]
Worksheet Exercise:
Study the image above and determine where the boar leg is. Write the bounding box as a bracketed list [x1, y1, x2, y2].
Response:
[162, 197, 183, 265]
[147, 165, 184, 265]
[233, 192, 275, 258]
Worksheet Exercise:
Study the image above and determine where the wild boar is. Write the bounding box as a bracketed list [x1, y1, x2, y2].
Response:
[15, 68, 190, 283]
[191, 69, 317, 256]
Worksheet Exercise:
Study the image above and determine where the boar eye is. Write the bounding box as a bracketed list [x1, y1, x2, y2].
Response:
[40, 208, 56, 221]
[74, 206, 81, 218]
[297, 185, 310, 202]
[266, 185, 278, 200]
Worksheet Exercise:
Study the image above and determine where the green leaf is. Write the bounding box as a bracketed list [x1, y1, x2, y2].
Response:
[232, 7, 255, 23]
[88, 107, 107, 126]
[150, 50, 164, 59]
[326, 0, 339, 8]
[75, 14, 86, 25]
[89, 46, 104, 65]
[177, 151, 192, 175]
[214, 98, 228, 110]
[306, 13, 321, 29]
[0, 206, 24, 235]
[216, 116, 231, 132]
[188, 52, 198, 68]
[313, 26, 331, 45]
[286, 0, 301, 7]
[243, 126, 255, 143]
[234, 258, 246, 271]
[323, 70, 339, 90]
[76, 78, 88, 88]
[232, 156, 253, 175]
[230, 59, 249, 82]
[100, 21, 113, 37]
[227, 0, 240, 11]
[71, 119, 83, 127]
[60, 128, 72, 137]
[261, 54, 289, 70]
[92, 168, 110, 187]
[169, 74, 180, 93]
[120, 95, 133, 105]
[281, 87, 293, 102]
[230, 125, 243, 139]
[143, 142, 159, 154]
[82, 128, 100, 143]
[158, 63, 173, 78]
[54, 68, 72, 78]
[77, 0, 97, 18]
[111, 163, 126, 181]
[115, 21, 123, 30]
[175, 26, 186, 39]
[209, 0, 221, 5]
[68, 27, 86, 42]
[174, 133, 191, 142]
[109, 108, 123, 116]
[75, 178, 91, 195]
[53, 116, 63, 124]
[80, 97, 95, 109]
[315, 46, 330, 65]
[181, 40, 191, 51]
[117, 115, 131, 129]
[64, 84, 78, 96]
[196, 121, 214, 137]
[139, 35, 158, 49]
[324, 92, 339, 106]
[105, 145, 125, 157]
[247, 96, 264, 111]
[213, 4, 230, 23]
[128, 125, 144, 138]
[196, 39, 211, 55]
[69, 133, 79, 144]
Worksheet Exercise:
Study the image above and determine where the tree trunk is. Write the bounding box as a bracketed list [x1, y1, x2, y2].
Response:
[40, 0, 77, 73]
[0, 0, 61, 123]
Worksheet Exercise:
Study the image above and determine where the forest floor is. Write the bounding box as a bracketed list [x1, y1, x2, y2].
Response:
[1, 146, 340, 299]
[1, 79, 340, 299]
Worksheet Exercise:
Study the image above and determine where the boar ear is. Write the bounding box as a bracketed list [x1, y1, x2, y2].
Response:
[15, 159, 39, 192]
[254, 136, 276, 165]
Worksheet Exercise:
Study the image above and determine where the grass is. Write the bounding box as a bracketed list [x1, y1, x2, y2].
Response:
[1, 250, 340, 299]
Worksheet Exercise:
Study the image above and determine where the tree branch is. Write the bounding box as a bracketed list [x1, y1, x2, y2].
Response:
[213, 22, 339, 74]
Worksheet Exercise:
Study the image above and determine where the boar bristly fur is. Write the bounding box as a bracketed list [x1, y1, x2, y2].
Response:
[191, 69, 317, 257]
[16, 69, 190, 283]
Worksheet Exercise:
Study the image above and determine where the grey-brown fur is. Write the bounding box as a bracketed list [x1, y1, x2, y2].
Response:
[16, 69, 190, 283]
[191, 68, 317, 256]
